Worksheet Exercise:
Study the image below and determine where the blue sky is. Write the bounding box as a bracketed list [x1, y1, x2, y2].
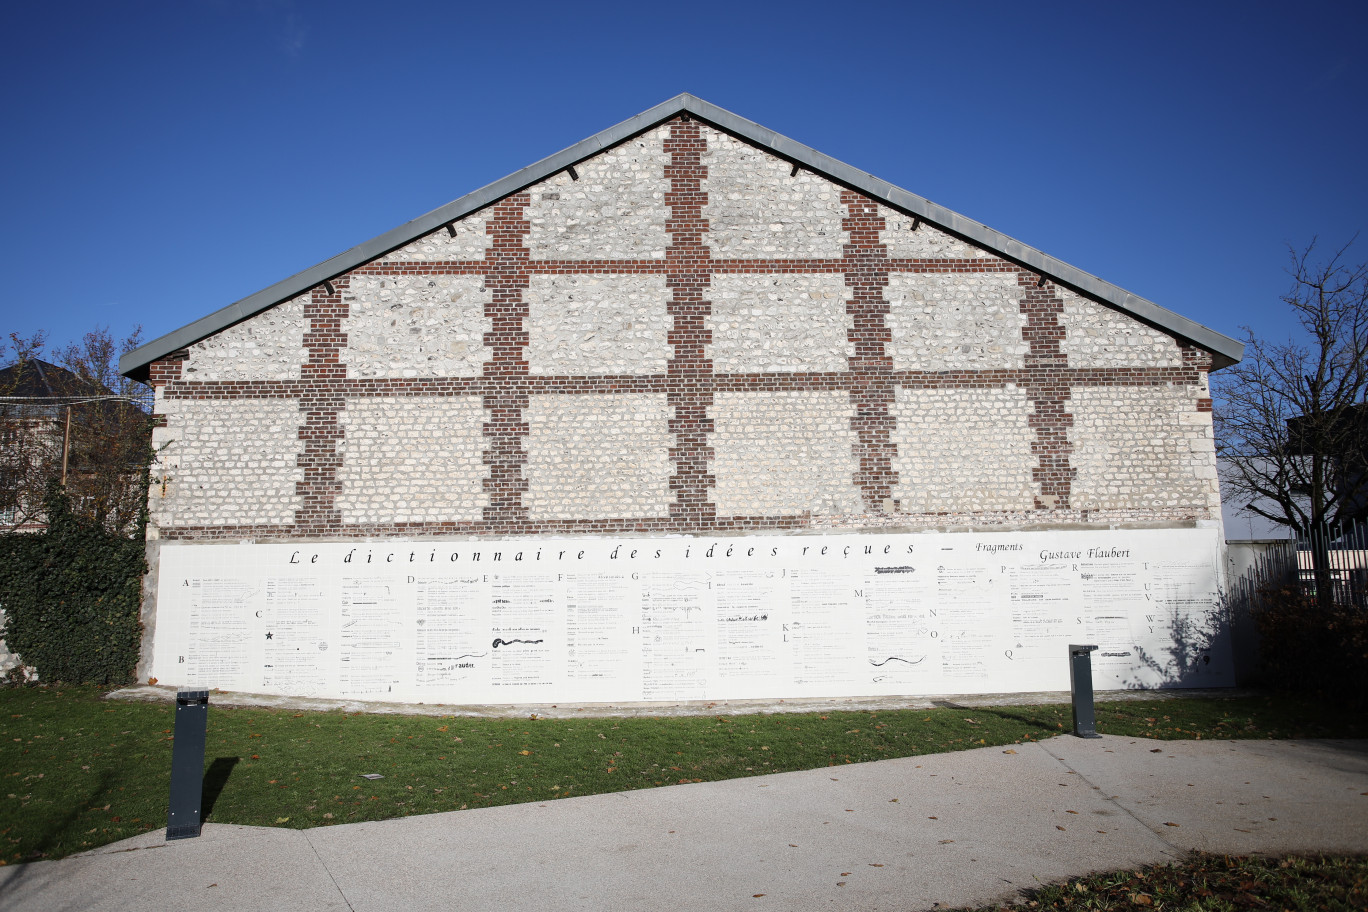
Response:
[2, 1, 1365, 369]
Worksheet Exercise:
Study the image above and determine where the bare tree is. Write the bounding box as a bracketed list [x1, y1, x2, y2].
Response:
[0, 332, 57, 529]
[0, 327, 153, 533]
[1214, 237, 1368, 608]
[1214, 237, 1368, 534]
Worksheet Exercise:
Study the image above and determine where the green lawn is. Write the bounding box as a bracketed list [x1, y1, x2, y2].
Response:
[1, 688, 1363, 863]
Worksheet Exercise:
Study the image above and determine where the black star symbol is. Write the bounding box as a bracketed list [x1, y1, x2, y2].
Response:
[265, 632, 274, 639]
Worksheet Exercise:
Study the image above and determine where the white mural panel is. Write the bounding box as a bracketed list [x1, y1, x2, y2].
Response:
[148, 528, 1232, 703]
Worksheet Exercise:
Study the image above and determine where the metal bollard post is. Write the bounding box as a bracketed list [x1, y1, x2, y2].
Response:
[167, 689, 210, 840]
[1068, 645, 1102, 739]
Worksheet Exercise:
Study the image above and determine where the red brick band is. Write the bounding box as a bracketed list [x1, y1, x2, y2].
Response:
[351, 256, 1017, 277]
[155, 513, 815, 541]
[157, 364, 1208, 401]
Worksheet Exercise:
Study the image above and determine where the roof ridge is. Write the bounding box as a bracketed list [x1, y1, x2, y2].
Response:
[120, 93, 1241, 380]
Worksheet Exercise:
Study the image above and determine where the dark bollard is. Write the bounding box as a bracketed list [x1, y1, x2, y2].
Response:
[1068, 645, 1102, 739]
[167, 689, 210, 840]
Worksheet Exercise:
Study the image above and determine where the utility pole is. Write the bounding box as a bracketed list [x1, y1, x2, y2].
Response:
[61, 404, 71, 487]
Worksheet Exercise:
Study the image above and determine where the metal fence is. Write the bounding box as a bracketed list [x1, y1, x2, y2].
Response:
[1224, 517, 1366, 684]
[1227, 516, 1368, 612]
[1297, 518, 1368, 609]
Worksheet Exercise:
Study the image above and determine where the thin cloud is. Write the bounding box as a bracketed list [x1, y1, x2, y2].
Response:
[258, 0, 306, 56]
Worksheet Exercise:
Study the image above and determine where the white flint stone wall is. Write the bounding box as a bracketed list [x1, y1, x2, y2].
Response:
[885, 274, 1027, 370]
[181, 295, 307, 381]
[526, 125, 670, 260]
[337, 397, 488, 524]
[378, 212, 490, 262]
[1070, 386, 1219, 513]
[1058, 288, 1183, 367]
[523, 394, 672, 520]
[708, 274, 852, 372]
[147, 118, 1225, 541]
[711, 391, 862, 516]
[880, 206, 990, 259]
[526, 274, 671, 375]
[890, 387, 1035, 513]
[342, 275, 489, 378]
[702, 127, 844, 258]
[152, 397, 302, 527]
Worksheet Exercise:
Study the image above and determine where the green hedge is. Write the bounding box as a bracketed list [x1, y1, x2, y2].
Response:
[0, 484, 145, 685]
[1253, 582, 1368, 709]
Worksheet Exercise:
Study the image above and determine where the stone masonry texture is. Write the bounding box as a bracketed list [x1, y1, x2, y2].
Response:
[523, 393, 672, 521]
[145, 115, 1222, 541]
[337, 396, 487, 524]
[525, 274, 671, 375]
[152, 397, 303, 527]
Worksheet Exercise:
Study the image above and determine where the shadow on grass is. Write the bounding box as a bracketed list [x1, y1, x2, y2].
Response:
[960, 704, 1065, 733]
[0, 768, 115, 895]
[201, 757, 239, 822]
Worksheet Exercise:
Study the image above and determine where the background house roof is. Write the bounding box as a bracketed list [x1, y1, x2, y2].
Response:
[0, 359, 106, 401]
[120, 94, 1244, 381]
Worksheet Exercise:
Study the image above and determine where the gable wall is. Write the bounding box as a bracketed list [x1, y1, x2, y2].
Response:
[145, 117, 1217, 541]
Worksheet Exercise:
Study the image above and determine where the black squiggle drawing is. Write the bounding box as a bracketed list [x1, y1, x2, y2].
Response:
[869, 655, 927, 667]
[491, 638, 544, 648]
[431, 653, 487, 661]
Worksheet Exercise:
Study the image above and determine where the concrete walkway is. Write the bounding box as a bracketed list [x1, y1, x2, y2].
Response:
[2, 736, 1365, 912]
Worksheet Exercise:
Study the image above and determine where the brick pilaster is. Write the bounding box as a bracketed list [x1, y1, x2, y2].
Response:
[147, 355, 184, 429]
[664, 118, 716, 526]
[295, 279, 349, 530]
[1019, 275, 1074, 510]
[842, 191, 898, 511]
[481, 194, 532, 526]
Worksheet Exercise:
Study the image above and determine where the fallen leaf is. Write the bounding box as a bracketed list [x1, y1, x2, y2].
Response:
[1150, 748, 1163, 753]
[1066, 810, 1078, 814]
[251, 754, 259, 760]
[788, 844, 798, 848]
[1056, 825, 1066, 831]
[1130, 893, 1153, 906]
[276, 817, 290, 824]
[928, 816, 937, 820]
[148, 678, 158, 685]
[868, 863, 884, 867]
[888, 798, 898, 803]
[753, 895, 765, 898]
[1002, 749, 1016, 754]
[938, 839, 954, 844]
[836, 882, 847, 887]
[1163, 822, 1180, 827]
[438, 726, 448, 732]
[207, 884, 216, 888]
[841, 872, 851, 876]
